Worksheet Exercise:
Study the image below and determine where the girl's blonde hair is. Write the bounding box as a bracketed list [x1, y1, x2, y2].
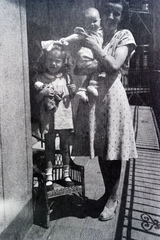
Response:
[38, 44, 73, 74]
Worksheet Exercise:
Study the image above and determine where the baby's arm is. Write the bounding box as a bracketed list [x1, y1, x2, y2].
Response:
[65, 74, 76, 98]
[60, 34, 83, 45]
[60, 27, 88, 45]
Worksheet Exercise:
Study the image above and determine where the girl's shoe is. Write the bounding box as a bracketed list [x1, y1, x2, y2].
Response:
[45, 168, 53, 189]
[46, 177, 53, 191]
[99, 199, 119, 221]
[63, 176, 74, 187]
[63, 165, 74, 187]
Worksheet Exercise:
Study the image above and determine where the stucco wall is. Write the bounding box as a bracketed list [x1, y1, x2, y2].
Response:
[0, 0, 32, 238]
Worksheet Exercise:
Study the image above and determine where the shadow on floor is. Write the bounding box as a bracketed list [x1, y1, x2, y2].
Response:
[34, 192, 109, 227]
[115, 156, 160, 240]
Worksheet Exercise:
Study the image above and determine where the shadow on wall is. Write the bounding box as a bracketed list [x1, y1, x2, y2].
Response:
[27, 21, 53, 124]
[27, 21, 53, 75]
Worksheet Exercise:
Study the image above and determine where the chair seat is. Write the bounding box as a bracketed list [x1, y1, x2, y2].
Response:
[47, 185, 83, 199]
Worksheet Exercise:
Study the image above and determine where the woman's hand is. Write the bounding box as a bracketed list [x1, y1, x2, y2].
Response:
[83, 35, 103, 56]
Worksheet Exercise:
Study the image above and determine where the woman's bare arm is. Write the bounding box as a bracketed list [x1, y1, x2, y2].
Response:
[84, 35, 128, 72]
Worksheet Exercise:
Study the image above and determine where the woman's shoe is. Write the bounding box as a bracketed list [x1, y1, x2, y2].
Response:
[99, 199, 119, 221]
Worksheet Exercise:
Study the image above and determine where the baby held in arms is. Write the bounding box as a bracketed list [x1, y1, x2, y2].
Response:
[61, 7, 103, 101]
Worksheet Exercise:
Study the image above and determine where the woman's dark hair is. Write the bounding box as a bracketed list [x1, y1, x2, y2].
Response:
[100, 0, 130, 30]
[37, 44, 73, 74]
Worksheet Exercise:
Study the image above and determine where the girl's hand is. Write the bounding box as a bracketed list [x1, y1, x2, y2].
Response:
[40, 87, 50, 97]
[68, 84, 76, 99]
[40, 87, 54, 97]
[35, 86, 54, 103]
[68, 84, 76, 93]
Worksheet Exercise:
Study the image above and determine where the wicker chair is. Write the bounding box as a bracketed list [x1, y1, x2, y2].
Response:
[33, 133, 85, 228]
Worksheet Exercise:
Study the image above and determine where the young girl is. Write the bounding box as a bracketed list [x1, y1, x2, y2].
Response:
[33, 44, 76, 187]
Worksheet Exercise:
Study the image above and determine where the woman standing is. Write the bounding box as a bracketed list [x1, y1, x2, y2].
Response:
[73, 0, 138, 221]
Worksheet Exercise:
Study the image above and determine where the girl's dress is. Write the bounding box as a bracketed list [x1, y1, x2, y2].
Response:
[33, 72, 73, 135]
[72, 29, 138, 161]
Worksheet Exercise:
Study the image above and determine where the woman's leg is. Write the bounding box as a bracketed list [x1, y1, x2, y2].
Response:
[98, 158, 122, 220]
[107, 160, 121, 206]
[98, 158, 121, 200]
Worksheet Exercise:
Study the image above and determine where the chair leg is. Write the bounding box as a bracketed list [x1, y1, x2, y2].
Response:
[33, 173, 50, 229]
[33, 190, 50, 228]
[41, 189, 50, 229]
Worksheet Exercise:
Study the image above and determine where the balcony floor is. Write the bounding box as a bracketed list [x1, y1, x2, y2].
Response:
[24, 106, 160, 240]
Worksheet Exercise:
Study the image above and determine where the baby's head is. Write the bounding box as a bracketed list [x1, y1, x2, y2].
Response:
[43, 45, 71, 75]
[82, 8, 101, 32]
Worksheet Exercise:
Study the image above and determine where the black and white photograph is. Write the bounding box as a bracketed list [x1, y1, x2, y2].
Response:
[0, 0, 160, 239]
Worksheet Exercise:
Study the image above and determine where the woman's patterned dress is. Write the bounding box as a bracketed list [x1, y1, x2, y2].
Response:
[73, 29, 138, 161]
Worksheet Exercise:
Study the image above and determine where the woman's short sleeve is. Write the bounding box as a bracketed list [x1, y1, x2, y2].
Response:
[108, 29, 137, 74]
[117, 29, 136, 57]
